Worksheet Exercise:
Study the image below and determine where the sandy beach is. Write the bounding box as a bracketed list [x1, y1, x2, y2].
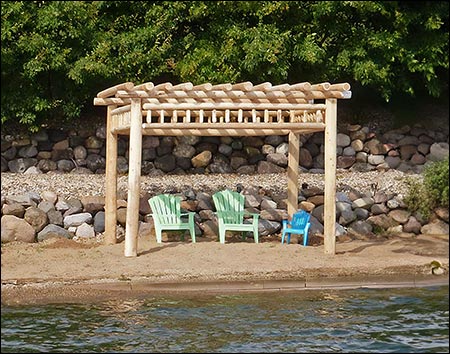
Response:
[1, 231, 448, 306]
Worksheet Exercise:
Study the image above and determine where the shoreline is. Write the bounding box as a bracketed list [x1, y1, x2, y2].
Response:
[2, 272, 448, 306]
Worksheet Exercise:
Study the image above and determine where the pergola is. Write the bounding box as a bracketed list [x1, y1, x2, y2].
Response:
[94, 81, 351, 257]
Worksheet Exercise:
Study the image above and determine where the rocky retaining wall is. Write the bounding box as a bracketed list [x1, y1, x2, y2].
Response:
[2, 123, 449, 175]
[1, 184, 449, 245]
[2, 121, 449, 244]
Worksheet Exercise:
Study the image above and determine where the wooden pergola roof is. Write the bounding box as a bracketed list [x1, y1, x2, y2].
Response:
[94, 81, 351, 257]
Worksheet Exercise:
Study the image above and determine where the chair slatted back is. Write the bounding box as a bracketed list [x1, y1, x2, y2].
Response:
[292, 210, 310, 229]
[213, 190, 245, 224]
[149, 194, 181, 224]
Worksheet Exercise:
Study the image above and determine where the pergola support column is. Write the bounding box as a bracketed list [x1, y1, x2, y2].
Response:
[104, 105, 117, 245]
[324, 98, 337, 254]
[124, 98, 143, 257]
[287, 131, 300, 218]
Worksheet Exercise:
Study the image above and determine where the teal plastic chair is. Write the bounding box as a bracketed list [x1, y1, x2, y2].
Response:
[281, 210, 311, 245]
[212, 189, 259, 244]
[148, 194, 196, 243]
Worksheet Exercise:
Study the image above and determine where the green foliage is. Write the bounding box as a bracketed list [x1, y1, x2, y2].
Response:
[404, 178, 429, 219]
[1, 1, 449, 131]
[405, 158, 449, 219]
[423, 157, 449, 208]
[1, 1, 101, 131]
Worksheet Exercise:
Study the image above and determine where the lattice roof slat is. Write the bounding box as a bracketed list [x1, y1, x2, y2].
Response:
[93, 81, 351, 107]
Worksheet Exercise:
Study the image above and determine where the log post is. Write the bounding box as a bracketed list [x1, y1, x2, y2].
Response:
[324, 98, 337, 255]
[287, 131, 300, 218]
[104, 105, 118, 245]
[124, 98, 143, 257]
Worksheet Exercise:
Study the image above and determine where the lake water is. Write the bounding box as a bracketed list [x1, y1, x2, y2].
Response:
[1, 286, 448, 353]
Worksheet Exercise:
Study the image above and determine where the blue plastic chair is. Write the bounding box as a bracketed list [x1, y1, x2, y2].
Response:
[281, 210, 311, 246]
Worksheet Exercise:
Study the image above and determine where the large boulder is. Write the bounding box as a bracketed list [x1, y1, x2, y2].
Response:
[1, 215, 35, 243]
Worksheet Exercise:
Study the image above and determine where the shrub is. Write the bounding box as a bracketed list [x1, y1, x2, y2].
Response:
[405, 158, 449, 220]
[424, 157, 449, 208]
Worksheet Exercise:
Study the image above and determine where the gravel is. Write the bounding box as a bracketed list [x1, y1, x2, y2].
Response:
[1, 169, 420, 200]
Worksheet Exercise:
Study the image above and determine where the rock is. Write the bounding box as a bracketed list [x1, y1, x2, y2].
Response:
[266, 153, 288, 167]
[191, 151, 212, 168]
[63, 212, 93, 228]
[154, 154, 176, 172]
[18, 145, 38, 158]
[258, 219, 281, 236]
[173, 143, 196, 159]
[47, 209, 63, 226]
[138, 221, 154, 238]
[1, 215, 36, 243]
[352, 197, 374, 210]
[208, 160, 233, 174]
[435, 207, 449, 223]
[388, 209, 411, 224]
[308, 215, 324, 236]
[348, 220, 373, 236]
[299, 148, 313, 168]
[85, 154, 106, 172]
[403, 216, 422, 234]
[81, 196, 105, 214]
[37, 159, 57, 172]
[336, 133, 351, 147]
[37, 224, 71, 241]
[8, 158, 37, 173]
[260, 208, 288, 221]
[338, 209, 357, 226]
[230, 156, 247, 170]
[24, 161, 42, 173]
[260, 199, 277, 210]
[367, 214, 398, 230]
[2, 202, 26, 218]
[94, 211, 105, 233]
[200, 220, 219, 237]
[75, 222, 95, 238]
[337, 156, 356, 169]
[85, 136, 103, 149]
[428, 142, 449, 161]
[6, 194, 37, 208]
[142, 136, 160, 149]
[116, 208, 127, 226]
[421, 220, 449, 235]
[57, 159, 75, 172]
[24, 206, 48, 233]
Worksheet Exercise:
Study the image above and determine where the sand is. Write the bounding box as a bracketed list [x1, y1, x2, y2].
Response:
[1, 232, 448, 305]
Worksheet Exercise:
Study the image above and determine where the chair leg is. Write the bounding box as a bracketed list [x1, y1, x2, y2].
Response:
[303, 232, 308, 246]
[190, 225, 196, 243]
[281, 230, 286, 244]
[219, 228, 226, 244]
[155, 227, 162, 243]
[287, 232, 291, 244]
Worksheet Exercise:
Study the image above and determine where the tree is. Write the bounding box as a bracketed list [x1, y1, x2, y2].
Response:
[1, 1, 448, 131]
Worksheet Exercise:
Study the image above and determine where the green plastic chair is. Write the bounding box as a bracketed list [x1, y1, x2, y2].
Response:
[212, 189, 259, 244]
[148, 194, 196, 243]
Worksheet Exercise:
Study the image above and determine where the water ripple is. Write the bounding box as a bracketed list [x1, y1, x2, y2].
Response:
[1, 286, 448, 353]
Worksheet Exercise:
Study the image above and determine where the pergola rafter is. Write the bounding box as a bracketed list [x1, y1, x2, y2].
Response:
[94, 81, 351, 257]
